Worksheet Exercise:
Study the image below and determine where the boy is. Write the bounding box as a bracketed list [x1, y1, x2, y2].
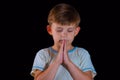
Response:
[30, 3, 97, 80]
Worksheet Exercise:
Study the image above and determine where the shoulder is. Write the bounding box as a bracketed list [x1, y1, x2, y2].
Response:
[76, 47, 89, 53]
[76, 47, 90, 57]
[38, 48, 49, 52]
[36, 47, 50, 56]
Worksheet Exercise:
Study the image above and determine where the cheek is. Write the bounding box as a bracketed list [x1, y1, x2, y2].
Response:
[67, 33, 75, 41]
[68, 32, 75, 37]
[52, 33, 60, 40]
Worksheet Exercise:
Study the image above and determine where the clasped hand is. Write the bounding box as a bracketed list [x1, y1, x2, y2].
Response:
[55, 40, 71, 65]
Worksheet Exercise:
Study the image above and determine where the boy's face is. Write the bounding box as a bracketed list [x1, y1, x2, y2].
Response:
[47, 23, 80, 47]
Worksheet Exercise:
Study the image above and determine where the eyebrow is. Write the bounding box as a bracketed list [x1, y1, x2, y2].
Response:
[68, 27, 74, 29]
[56, 27, 63, 30]
[56, 27, 74, 29]
[56, 26, 63, 28]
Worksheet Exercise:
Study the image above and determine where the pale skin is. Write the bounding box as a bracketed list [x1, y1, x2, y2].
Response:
[33, 23, 93, 80]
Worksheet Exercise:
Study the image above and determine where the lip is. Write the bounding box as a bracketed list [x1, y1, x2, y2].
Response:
[59, 40, 64, 43]
[59, 39, 67, 43]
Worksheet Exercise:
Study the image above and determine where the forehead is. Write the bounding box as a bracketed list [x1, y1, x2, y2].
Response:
[51, 23, 76, 28]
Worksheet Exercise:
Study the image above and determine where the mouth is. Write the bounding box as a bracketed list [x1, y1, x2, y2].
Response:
[59, 40, 64, 43]
[59, 39, 67, 43]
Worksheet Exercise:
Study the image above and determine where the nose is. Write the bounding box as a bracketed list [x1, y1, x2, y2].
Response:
[61, 31, 67, 38]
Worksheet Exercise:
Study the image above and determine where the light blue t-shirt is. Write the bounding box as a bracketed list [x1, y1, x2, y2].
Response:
[30, 47, 97, 80]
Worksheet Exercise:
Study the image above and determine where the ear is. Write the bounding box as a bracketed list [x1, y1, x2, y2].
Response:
[46, 25, 52, 35]
[74, 26, 80, 36]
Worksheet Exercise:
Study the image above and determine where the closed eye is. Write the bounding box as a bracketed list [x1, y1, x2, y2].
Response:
[56, 29, 63, 32]
[56, 27, 63, 32]
[68, 28, 74, 32]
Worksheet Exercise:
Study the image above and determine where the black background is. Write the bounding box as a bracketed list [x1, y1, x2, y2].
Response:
[2, 0, 119, 80]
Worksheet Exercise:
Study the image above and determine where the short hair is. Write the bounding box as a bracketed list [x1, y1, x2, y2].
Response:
[48, 3, 80, 26]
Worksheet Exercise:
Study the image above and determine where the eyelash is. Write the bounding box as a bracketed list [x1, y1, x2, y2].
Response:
[57, 30, 73, 32]
[68, 30, 73, 32]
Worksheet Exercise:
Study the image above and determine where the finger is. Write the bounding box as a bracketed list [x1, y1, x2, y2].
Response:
[59, 40, 64, 53]
[63, 40, 67, 53]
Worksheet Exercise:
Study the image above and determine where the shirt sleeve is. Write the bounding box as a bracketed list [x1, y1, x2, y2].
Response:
[78, 48, 97, 78]
[30, 49, 47, 76]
